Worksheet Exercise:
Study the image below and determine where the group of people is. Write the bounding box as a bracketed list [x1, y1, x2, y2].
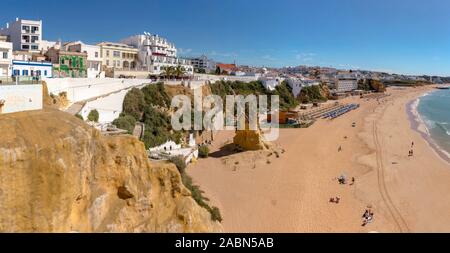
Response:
[408, 141, 414, 157]
[337, 175, 355, 186]
[330, 197, 341, 204]
[362, 207, 374, 226]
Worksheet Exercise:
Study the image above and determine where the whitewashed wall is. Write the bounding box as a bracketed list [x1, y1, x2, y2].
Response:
[79, 88, 130, 123]
[44, 78, 153, 105]
[0, 84, 42, 114]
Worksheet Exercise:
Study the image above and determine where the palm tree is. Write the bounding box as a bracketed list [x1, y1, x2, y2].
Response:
[161, 66, 175, 80]
[174, 65, 186, 79]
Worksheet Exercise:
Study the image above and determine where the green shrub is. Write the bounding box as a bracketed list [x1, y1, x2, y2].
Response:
[122, 88, 146, 121]
[171, 159, 223, 223]
[180, 172, 223, 222]
[75, 113, 84, 121]
[112, 114, 136, 134]
[209, 206, 223, 222]
[169, 155, 186, 175]
[87, 109, 99, 122]
[299, 85, 327, 104]
[209, 80, 299, 110]
[272, 81, 299, 110]
[198, 145, 209, 158]
[141, 82, 171, 108]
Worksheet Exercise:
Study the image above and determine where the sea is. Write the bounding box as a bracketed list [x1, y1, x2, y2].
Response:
[415, 88, 450, 160]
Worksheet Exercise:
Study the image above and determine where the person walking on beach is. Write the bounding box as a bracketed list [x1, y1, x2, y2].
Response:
[338, 145, 342, 152]
[411, 141, 414, 148]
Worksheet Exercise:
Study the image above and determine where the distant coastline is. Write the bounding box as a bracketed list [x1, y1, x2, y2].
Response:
[407, 90, 450, 164]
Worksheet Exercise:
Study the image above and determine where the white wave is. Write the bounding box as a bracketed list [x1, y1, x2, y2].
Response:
[410, 97, 431, 136]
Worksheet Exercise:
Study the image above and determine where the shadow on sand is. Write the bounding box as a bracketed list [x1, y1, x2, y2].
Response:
[209, 143, 242, 158]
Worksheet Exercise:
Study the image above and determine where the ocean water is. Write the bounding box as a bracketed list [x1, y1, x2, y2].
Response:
[417, 89, 450, 157]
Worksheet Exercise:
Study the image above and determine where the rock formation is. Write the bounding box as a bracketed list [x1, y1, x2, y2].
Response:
[233, 129, 268, 151]
[0, 109, 222, 232]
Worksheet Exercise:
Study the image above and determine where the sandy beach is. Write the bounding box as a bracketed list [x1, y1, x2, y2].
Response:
[187, 86, 450, 232]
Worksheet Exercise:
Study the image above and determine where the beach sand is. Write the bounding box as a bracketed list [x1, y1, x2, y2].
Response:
[187, 86, 450, 232]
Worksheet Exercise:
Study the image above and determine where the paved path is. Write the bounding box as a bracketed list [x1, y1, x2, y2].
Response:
[132, 123, 145, 140]
[64, 83, 150, 115]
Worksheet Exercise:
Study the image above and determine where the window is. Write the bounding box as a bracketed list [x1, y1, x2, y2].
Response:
[106, 50, 110, 57]
[22, 25, 30, 32]
[2, 52, 7, 59]
[106, 60, 110, 66]
[95, 52, 99, 58]
[13, 70, 20, 76]
[44, 70, 47, 76]
[30, 70, 34, 76]
[36, 70, 41, 76]
[31, 45, 38, 50]
[31, 26, 39, 33]
[31, 36, 39, 43]
[113, 51, 120, 57]
[22, 45, 30, 50]
[22, 35, 30, 42]
[22, 70, 28, 76]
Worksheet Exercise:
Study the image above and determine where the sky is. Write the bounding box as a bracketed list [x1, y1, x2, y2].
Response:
[1, 0, 450, 76]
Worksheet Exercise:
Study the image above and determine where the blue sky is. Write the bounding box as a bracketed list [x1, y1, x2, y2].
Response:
[2, 0, 450, 76]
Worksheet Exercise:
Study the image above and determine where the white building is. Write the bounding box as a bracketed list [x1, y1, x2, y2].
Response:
[120, 33, 193, 76]
[12, 60, 52, 78]
[188, 55, 216, 73]
[148, 134, 199, 165]
[336, 79, 358, 93]
[287, 77, 321, 97]
[65, 41, 103, 78]
[259, 76, 284, 91]
[0, 36, 13, 77]
[38, 40, 57, 53]
[0, 18, 42, 52]
[286, 78, 303, 97]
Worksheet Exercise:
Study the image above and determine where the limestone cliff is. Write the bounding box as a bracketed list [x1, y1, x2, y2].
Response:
[0, 109, 222, 232]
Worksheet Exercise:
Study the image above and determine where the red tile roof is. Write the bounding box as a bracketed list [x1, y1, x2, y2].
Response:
[216, 63, 238, 72]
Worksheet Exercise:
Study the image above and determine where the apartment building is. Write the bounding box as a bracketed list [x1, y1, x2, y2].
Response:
[335, 72, 359, 92]
[97, 42, 138, 71]
[65, 41, 103, 78]
[46, 45, 87, 78]
[0, 36, 13, 77]
[120, 34, 193, 75]
[0, 18, 42, 52]
[335, 79, 358, 92]
[187, 55, 216, 73]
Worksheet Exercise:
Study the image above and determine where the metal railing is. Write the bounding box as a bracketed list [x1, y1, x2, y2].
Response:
[0, 76, 42, 85]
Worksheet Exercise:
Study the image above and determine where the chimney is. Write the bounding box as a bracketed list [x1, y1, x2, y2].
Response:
[15, 17, 19, 22]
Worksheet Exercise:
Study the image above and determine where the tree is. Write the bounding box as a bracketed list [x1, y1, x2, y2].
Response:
[87, 109, 99, 122]
[122, 88, 146, 120]
[112, 114, 136, 134]
[174, 65, 186, 79]
[161, 66, 175, 80]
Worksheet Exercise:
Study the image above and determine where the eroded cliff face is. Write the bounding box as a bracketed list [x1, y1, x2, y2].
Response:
[0, 109, 222, 232]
